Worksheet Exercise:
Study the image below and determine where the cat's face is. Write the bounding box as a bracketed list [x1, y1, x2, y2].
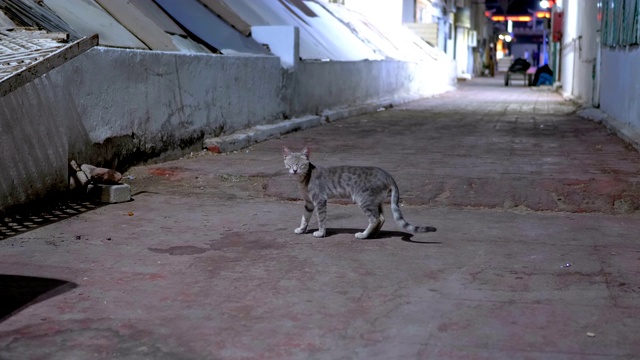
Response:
[283, 147, 310, 175]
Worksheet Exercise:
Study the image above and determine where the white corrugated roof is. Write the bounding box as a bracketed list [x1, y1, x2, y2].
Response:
[317, 2, 445, 62]
[217, 0, 383, 61]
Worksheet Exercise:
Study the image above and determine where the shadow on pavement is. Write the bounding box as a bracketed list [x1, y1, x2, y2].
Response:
[322, 228, 441, 244]
[0, 275, 77, 323]
[0, 199, 104, 241]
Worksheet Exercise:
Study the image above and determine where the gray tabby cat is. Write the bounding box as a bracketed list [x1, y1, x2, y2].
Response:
[283, 146, 436, 239]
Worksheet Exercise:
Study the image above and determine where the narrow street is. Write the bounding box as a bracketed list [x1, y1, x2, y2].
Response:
[1, 77, 639, 359]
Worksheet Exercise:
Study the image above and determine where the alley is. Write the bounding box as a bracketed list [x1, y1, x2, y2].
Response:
[1, 77, 639, 359]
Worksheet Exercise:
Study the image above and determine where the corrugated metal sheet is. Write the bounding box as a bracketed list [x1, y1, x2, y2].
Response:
[404, 22, 438, 47]
[4, 0, 440, 62]
[42, 0, 148, 49]
[0, 0, 81, 39]
[169, 34, 210, 54]
[199, 0, 251, 36]
[302, 1, 383, 61]
[214, 0, 380, 61]
[128, 0, 185, 36]
[281, 0, 316, 18]
[154, 0, 270, 55]
[216, 0, 328, 60]
[94, 0, 178, 51]
[0, 8, 15, 27]
[128, 0, 211, 54]
[316, 2, 443, 61]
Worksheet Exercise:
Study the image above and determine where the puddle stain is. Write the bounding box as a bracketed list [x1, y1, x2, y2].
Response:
[148, 246, 209, 255]
[147, 231, 283, 256]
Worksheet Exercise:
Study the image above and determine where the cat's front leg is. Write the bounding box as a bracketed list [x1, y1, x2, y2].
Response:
[313, 199, 327, 238]
[294, 201, 314, 234]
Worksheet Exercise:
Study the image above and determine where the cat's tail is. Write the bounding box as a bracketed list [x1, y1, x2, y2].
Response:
[390, 181, 436, 234]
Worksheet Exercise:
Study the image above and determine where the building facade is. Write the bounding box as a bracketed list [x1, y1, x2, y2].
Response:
[558, 0, 640, 148]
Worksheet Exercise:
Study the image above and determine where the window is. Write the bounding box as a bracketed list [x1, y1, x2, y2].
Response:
[600, 0, 640, 46]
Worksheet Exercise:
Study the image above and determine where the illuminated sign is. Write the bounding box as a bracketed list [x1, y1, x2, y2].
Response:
[490, 15, 532, 22]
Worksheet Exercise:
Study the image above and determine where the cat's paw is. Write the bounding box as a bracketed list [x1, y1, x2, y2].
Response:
[355, 232, 368, 239]
[312, 230, 325, 238]
[294, 227, 306, 234]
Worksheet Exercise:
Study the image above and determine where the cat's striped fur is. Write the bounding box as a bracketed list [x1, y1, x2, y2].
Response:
[283, 146, 436, 239]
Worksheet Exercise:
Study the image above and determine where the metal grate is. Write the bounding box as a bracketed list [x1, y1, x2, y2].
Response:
[0, 28, 67, 80]
[0, 29, 96, 97]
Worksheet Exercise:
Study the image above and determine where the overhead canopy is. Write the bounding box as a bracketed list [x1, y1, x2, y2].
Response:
[154, 0, 270, 55]
[212, 0, 382, 61]
[0, 0, 82, 39]
[128, 0, 186, 36]
[1, 0, 441, 60]
[42, 0, 148, 49]
[94, 0, 178, 51]
[199, 0, 252, 36]
[316, 2, 443, 62]
[302, 1, 384, 61]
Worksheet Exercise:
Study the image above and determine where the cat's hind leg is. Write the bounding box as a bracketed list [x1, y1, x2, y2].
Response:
[295, 201, 314, 234]
[371, 204, 385, 235]
[355, 203, 384, 239]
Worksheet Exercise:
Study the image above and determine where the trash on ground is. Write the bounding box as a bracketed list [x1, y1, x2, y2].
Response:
[69, 160, 123, 189]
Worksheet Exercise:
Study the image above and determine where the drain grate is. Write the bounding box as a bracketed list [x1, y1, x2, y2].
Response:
[0, 200, 104, 241]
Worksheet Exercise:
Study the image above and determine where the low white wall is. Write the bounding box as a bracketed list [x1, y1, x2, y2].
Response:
[1, 47, 286, 212]
[1, 47, 455, 212]
[52, 47, 286, 167]
[292, 58, 455, 115]
[599, 47, 640, 144]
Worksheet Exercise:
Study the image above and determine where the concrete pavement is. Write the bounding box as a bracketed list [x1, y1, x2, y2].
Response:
[1, 77, 639, 359]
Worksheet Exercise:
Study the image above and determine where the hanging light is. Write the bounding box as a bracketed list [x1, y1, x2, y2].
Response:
[540, 1, 551, 8]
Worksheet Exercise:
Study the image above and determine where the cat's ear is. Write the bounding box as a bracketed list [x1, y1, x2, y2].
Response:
[283, 147, 291, 158]
[301, 147, 310, 159]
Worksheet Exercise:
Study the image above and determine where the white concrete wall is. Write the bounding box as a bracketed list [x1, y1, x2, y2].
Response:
[560, 0, 577, 97]
[52, 48, 286, 167]
[1, 47, 455, 212]
[292, 58, 456, 115]
[1, 48, 285, 212]
[560, 0, 640, 147]
[455, 27, 469, 77]
[599, 47, 640, 141]
[560, 0, 598, 104]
